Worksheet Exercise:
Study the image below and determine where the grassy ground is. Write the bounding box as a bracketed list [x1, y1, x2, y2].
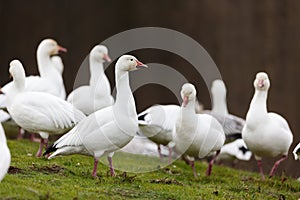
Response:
[0, 139, 300, 200]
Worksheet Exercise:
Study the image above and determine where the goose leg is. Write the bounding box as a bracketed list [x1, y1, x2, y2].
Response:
[92, 158, 99, 177]
[108, 152, 115, 176]
[168, 147, 173, 164]
[35, 138, 45, 157]
[269, 155, 287, 177]
[206, 150, 220, 176]
[257, 160, 265, 180]
[190, 160, 197, 178]
[17, 127, 25, 140]
[157, 145, 163, 162]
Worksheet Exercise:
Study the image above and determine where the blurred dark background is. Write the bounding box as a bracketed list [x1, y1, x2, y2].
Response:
[0, 0, 299, 177]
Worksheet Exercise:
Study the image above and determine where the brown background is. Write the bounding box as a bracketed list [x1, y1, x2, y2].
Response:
[0, 0, 299, 177]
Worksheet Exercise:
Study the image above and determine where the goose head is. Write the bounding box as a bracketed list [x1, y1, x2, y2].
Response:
[116, 55, 148, 72]
[90, 45, 111, 63]
[9, 60, 25, 82]
[181, 83, 197, 107]
[37, 39, 67, 56]
[254, 72, 270, 91]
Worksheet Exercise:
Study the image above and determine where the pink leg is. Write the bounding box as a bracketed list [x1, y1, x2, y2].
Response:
[36, 138, 45, 157]
[157, 145, 163, 162]
[206, 150, 220, 176]
[17, 127, 25, 140]
[92, 158, 99, 177]
[269, 155, 287, 177]
[257, 160, 265, 180]
[188, 159, 197, 178]
[30, 133, 41, 143]
[168, 147, 173, 164]
[108, 156, 115, 176]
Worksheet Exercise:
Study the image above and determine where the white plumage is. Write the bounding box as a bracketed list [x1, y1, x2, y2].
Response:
[45, 55, 148, 177]
[174, 83, 225, 177]
[5, 60, 85, 157]
[67, 45, 113, 115]
[137, 104, 179, 162]
[0, 123, 10, 182]
[242, 72, 293, 179]
[201, 79, 245, 140]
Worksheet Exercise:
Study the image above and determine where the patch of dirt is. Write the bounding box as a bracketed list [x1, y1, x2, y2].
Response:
[8, 166, 22, 174]
[150, 177, 183, 186]
[30, 164, 64, 174]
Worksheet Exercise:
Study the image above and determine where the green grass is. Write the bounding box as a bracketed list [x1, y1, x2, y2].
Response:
[1, 139, 300, 200]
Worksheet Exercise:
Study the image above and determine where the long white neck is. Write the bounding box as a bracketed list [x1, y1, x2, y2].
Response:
[37, 50, 54, 78]
[7, 70, 25, 107]
[180, 98, 197, 124]
[246, 89, 268, 127]
[212, 91, 228, 115]
[89, 57, 111, 97]
[113, 69, 137, 136]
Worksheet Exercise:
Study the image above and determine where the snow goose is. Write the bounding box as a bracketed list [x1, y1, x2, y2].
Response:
[137, 105, 179, 163]
[4, 60, 86, 157]
[44, 55, 147, 177]
[0, 38, 67, 108]
[0, 122, 11, 182]
[216, 138, 252, 165]
[67, 45, 113, 115]
[242, 72, 293, 179]
[174, 83, 225, 177]
[293, 143, 300, 160]
[201, 79, 245, 140]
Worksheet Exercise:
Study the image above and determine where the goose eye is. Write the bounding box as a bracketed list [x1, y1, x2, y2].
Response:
[130, 59, 133, 61]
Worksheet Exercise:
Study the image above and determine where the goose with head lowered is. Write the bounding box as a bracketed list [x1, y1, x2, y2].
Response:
[0, 122, 10, 182]
[242, 72, 293, 180]
[44, 55, 147, 177]
[3, 60, 86, 157]
[174, 83, 225, 178]
[67, 45, 113, 115]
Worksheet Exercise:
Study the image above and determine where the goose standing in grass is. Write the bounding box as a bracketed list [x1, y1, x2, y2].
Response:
[201, 79, 245, 141]
[293, 143, 300, 160]
[174, 83, 225, 178]
[242, 72, 293, 180]
[137, 105, 179, 163]
[3, 60, 85, 157]
[44, 55, 148, 177]
[0, 123, 10, 182]
[216, 138, 252, 165]
[67, 45, 113, 115]
[0, 39, 67, 140]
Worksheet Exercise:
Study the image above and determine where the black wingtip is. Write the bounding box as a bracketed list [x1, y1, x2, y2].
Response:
[43, 143, 57, 156]
[138, 113, 147, 121]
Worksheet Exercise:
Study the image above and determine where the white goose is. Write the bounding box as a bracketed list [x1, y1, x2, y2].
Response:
[0, 39, 67, 108]
[242, 72, 293, 179]
[0, 122, 11, 182]
[201, 79, 245, 140]
[293, 143, 300, 160]
[67, 45, 113, 115]
[174, 83, 225, 177]
[137, 105, 179, 163]
[44, 55, 147, 177]
[4, 60, 86, 157]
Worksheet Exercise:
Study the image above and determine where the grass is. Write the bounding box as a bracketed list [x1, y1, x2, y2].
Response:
[1, 137, 300, 199]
